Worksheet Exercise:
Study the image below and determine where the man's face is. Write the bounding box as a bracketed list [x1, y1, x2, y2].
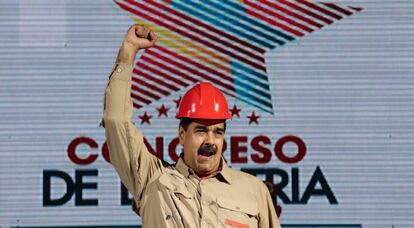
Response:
[179, 119, 225, 176]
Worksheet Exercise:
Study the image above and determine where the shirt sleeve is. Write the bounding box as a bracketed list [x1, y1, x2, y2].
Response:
[258, 182, 281, 228]
[102, 62, 166, 208]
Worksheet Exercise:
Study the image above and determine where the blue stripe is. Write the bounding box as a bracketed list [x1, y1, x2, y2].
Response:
[209, 0, 294, 41]
[282, 225, 363, 228]
[233, 72, 270, 98]
[234, 76, 271, 100]
[233, 92, 274, 114]
[234, 84, 273, 112]
[231, 61, 269, 83]
[221, 0, 246, 12]
[197, 1, 286, 45]
[171, 0, 274, 49]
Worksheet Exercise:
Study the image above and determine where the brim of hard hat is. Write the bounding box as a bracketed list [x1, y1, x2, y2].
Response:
[175, 112, 231, 120]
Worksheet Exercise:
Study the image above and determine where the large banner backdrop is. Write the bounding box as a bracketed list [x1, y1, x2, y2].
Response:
[1, 1, 413, 227]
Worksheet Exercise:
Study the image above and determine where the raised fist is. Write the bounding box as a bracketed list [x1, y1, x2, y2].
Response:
[116, 24, 158, 64]
[123, 24, 157, 51]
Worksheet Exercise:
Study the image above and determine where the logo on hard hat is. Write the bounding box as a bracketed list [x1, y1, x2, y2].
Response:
[116, 0, 362, 123]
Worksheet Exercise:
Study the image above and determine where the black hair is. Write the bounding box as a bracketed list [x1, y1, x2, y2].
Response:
[179, 118, 227, 132]
[179, 118, 194, 131]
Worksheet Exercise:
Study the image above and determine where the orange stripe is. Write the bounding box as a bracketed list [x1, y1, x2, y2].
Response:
[132, 17, 231, 73]
[225, 218, 249, 228]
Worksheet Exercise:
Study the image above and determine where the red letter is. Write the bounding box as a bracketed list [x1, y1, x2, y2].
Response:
[274, 135, 306, 164]
[251, 135, 271, 164]
[102, 141, 110, 163]
[231, 136, 248, 163]
[144, 137, 164, 159]
[168, 137, 180, 162]
[67, 137, 98, 165]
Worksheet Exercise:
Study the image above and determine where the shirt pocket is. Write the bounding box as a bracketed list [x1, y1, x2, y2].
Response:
[158, 173, 193, 199]
[157, 174, 194, 228]
[216, 196, 259, 228]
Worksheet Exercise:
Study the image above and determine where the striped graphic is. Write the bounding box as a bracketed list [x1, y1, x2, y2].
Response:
[115, 0, 362, 114]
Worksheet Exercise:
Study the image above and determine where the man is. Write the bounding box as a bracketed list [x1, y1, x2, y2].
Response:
[103, 24, 281, 228]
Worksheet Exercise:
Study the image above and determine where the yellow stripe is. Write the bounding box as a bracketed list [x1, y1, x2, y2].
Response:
[132, 17, 230, 72]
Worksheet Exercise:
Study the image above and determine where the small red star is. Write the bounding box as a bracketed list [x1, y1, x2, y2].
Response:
[138, 112, 152, 125]
[173, 96, 182, 108]
[247, 111, 260, 125]
[157, 104, 170, 117]
[230, 104, 241, 117]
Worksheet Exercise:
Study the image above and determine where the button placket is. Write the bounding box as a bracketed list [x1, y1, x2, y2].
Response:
[199, 180, 207, 224]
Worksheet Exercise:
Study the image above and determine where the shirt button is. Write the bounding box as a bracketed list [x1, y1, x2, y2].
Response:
[116, 67, 122, 73]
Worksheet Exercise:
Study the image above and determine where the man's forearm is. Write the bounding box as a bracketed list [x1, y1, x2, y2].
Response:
[115, 42, 139, 67]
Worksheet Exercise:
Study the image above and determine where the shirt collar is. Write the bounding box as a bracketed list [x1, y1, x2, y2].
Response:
[175, 157, 233, 185]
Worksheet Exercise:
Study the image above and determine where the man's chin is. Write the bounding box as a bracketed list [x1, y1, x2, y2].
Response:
[195, 164, 215, 175]
[193, 154, 221, 175]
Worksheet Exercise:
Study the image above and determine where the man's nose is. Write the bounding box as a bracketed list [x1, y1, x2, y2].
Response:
[204, 131, 214, 144]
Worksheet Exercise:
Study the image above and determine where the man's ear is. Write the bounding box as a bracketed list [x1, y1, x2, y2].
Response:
[178, 126, 186, 145]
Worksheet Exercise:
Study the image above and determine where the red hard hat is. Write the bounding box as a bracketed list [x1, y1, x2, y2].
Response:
[176, 82, 231, 119]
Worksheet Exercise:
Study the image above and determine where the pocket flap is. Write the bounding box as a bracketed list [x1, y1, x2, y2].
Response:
[159, 174, 193, 199]
[216, 196, 259, 216]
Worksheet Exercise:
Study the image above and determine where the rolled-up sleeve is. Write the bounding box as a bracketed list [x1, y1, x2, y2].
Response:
[102, 63, 165, 208]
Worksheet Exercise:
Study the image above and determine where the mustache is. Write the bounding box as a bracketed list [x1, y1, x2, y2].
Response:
[197, 143, 217, 156]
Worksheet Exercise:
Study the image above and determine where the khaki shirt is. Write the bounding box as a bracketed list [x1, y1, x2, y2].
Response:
[103, 63, 281, 228]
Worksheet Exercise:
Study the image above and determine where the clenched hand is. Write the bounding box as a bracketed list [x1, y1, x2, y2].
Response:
[116, 24, 158, 65]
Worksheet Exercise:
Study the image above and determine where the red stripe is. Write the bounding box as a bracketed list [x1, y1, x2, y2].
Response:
[145, 48, 233, 93]
[152, 46, 234, 82]
[136, 60, 189, 87]
[258, 0, 323, 28]
[143, 0, 265, 56]
[131, 83, 160, 100]
[131, 74, 170, 96]
[132, 102, 142, 109]
[245, 0, 312, 33]
[246, 8, 304, 36]
[140, 54, 199, 84]
[133, 68, 180, 92]
[147, 46, 235, 93]
[296, 0, 342, 20]
[321, 3, 353, 16]
[116, 0, 266, 72]
[349, 7, 363, 12]
[131, 92, 151, 104]
[279, 0, 333, 24]
[152, 46, 235, 86]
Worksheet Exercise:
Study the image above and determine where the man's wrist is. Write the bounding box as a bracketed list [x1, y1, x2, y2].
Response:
[116, 42, 139, 66]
